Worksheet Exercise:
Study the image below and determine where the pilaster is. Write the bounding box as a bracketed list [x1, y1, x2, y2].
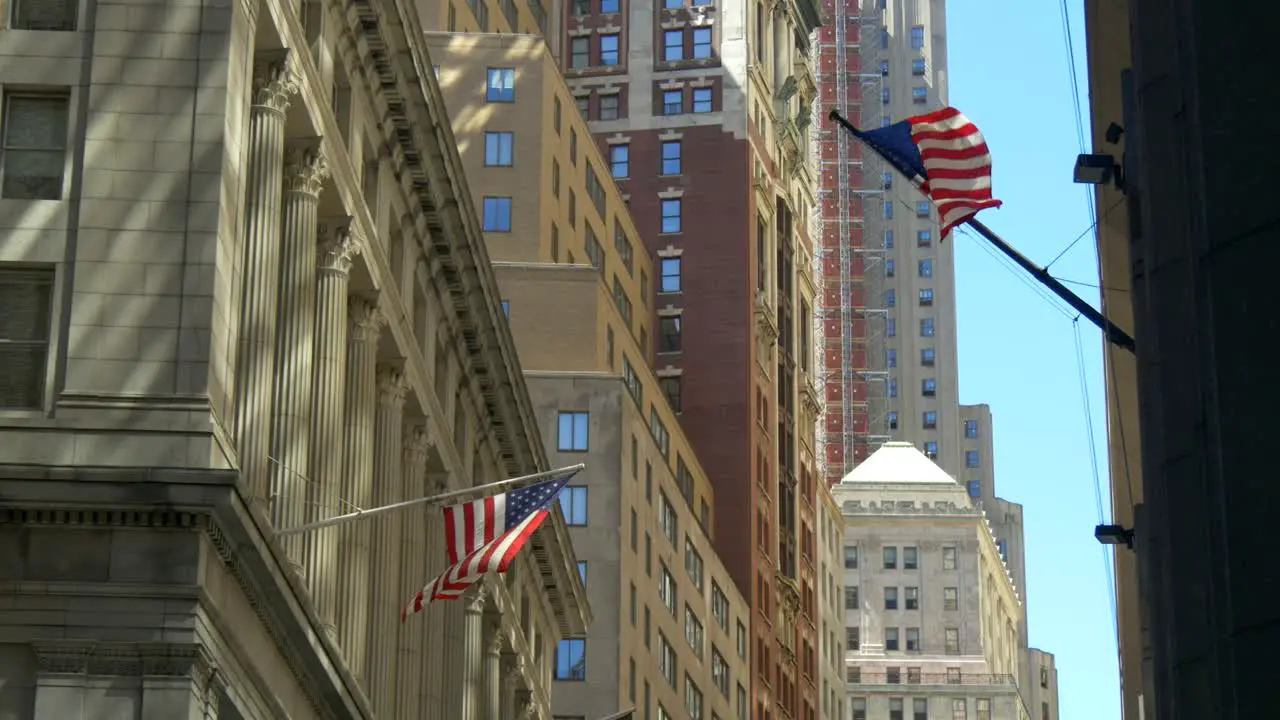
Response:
[336, 297, 384, 679]
[270, 142, 330, 567]
[306, 218, 361, 633]
[234, 50, 300, 505]
[421, 471, 450, 713]
[460, 587, 488, 720]
[365, 366, 409, 714]
[484, 622, 505, 720]
[397, 426, 433, 718]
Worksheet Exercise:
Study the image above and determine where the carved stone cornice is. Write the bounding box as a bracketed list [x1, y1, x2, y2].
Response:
[348, 298, 385, 343]
[318, 218, 361, 275]
[252, 50, 300, 113]
[32, 640, 93, 674]
[284, 144, 330, 197]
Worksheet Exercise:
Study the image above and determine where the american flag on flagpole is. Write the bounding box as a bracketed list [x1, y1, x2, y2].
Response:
[853, 106, 1002, 239]
[403, 476, 570, 619]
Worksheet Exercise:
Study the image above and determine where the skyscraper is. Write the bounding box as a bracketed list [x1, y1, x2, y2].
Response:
[559, 0, 826, 714]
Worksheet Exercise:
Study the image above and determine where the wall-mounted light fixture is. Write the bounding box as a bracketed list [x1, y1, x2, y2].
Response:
[1095, 523, 1135, 549]
[1074, 153, 1124, 189]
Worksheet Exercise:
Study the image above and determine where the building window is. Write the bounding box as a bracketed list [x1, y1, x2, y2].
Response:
[967, 480, 981, 497]
[916, 201, 930, 217]
[572, 0, 589, 13]
[852, 698, 868, 720]
[881, 87, 890, 104]
[886, 289, 896, 308]
[485, 68, 515, 102]
[661, 376, 682, 412]
[2, 94, 69, 199]
[910, 24, 926, 48]
[879, 59, 889, 76]
[559, 487, 588, 525]
[659, 564, 678, 614]
[711, 583, 729, 630]
[964, 419, 979, 438]
[921, 348, 936, 366]
[482, 197, 512, 232]
[0, 268, 54, 409]
[600, 33, 621, 65]
[844, 586, 859, 609]
[922, 379, 937, 397]
[923, 411, 937, 429]
[661, 140, 682, 175]
[557, 411, 589, 451]
[883, 546, 897, 569]
[577, 561, 588, 584]
[658, 633, 677, 686]
[944, 628, 960, 655]
[570, 128, 579, 163]
[12, 0, 77, 29]
[484, 131, 514, 166]
[883, 201, 894, 219]
[924, 441, 938, 459]
[887, 349, 897, 368]
[887, 318, 896, 337]
[912, 86, 928, 103]
[609, 144, 630, 178]
[843, 545, 858, 569]
[905, 587, 919, 610]
[555, 639, 587, 680]
[661, 199, 682, 233]
[664, 30, 684, 60]
[966, 450, 980, 468]
[600, 94, 620, 120]
[685, 674, 704, 719]
[692, 87, 713, 113]
[888, 411, 898, 429]
[570, 36, 590, 68]
[903, 546, 918, 569]
[575, 95, 590, 118]
[602, 0, 620, 11]
[884, 229, 895, 249]
[711, 647, 729, 697]
[919, 288, 934, 305]
[659, 316, 682, 352]
[884, 627, 899, 651]
[884, 587, 898, 610]
[919, 259, 933, 277]
[659, 493, 678, 545]
[888, 378, 898, 398]
[886, 259, 896, 278]
[662, 89, 683, 114]
[684, 605, 705, 657]
[501, 300, 510, 318]
[660, 257, 682, 292]
[693, 28, 713, 58]
[942, 546, 957, 570]
[845, 627, 860, 650]
[943, 587, 958, 610]
[906, 627, 920, 652]
[920, 318, 935, 337]
[912, 58, 927, 75]
[917, 229, 932, 246]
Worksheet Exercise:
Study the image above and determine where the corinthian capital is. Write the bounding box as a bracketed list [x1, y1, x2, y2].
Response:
[252, 50, 299, 112]
[319, 218, 362, 274]
[284, 143, 330, 197]
[376, 367, 410, 408]
[348, 297, 385, 343]
[404, 425, 433, 461]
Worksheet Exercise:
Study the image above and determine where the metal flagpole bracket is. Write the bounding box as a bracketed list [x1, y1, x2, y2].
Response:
[274, 463, 586, 537]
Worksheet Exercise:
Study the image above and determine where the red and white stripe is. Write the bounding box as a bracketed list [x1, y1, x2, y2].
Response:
[401, 501, 553, 619]
[908, 107, 1003, 238]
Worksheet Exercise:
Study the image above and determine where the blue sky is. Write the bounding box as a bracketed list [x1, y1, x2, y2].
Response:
[944, 1, 1122, 718]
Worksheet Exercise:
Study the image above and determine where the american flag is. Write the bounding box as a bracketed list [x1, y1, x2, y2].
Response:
[854, 106, 1002, 239]
[403, 476, 570, 618]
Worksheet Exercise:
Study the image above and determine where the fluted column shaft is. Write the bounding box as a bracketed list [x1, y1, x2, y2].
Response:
[234, 52, 298, 500]
[500, 656, 520, 720]
[460, 588, 487, 720]
[270, 145, 329, 564]
[484, 624, 503, 720]
[366, 367, 408, 714]
[422, 472, 449, 713]
[336, 298, 384, 679]
[306, 220, 361, 633]
[397, 428, 431, 718]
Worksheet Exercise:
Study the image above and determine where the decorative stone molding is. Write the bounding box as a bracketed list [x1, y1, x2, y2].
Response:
[318, 218, 361, 274]
[405, 425, 433, 462]
[284, 144, 331, 197]
[252, 50, 300, 113]
[32, 640, 93, 674]
[486, 627, 506, 656]
[466, 586, 489, 614]
[376, 367, 410, 408]
[348, 298, 385, 343]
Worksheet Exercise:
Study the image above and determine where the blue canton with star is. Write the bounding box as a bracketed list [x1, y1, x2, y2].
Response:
[505, 476, 571, 532]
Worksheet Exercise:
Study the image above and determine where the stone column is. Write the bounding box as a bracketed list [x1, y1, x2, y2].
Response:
[398, 426, 431, 718]
[306, 218, 361, 635]
[336, 298, 384, 679]
[484, 623, 504, 720]
[233, 51, 299, 503]
[421, 471, 450, 713]
[500, 655, 523, 720]
[365, 366, 408, 715]
[460, 587, 488, 720]
[269, 143, 329, 565]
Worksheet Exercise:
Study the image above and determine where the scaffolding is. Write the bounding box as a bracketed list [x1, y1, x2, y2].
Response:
[813, 0, 893, 486]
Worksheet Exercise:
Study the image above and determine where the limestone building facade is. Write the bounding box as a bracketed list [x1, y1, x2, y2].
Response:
[427, 32, 754, 720]
[0, 1, 586, 718]
[833, 443, 1030, 720]
[817, 486, 847, 720]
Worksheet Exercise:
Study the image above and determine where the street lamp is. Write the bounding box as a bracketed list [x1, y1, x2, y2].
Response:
[1074, 152, 1123, 189]
[1095, 523, 1135, 549]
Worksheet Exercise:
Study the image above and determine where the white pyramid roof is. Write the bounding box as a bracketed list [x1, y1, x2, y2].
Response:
[838, 442, 959, 486]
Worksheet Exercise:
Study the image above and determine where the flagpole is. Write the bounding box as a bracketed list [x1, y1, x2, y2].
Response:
[827, 109, 1137, 355]
[274, 464, 586, 537]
